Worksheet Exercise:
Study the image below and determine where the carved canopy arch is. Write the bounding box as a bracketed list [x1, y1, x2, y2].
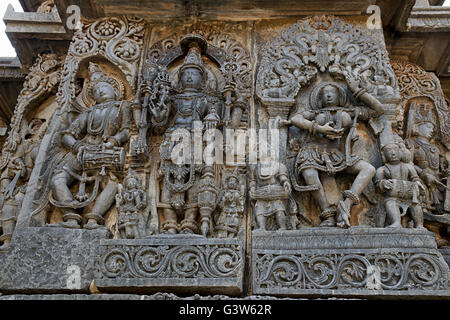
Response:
[56, 16, 145, 116]
[0, 53, 62, 170]
[144, 29, 252, 96]
[256, 15, 398, 102]
[392, 60, 450, 148]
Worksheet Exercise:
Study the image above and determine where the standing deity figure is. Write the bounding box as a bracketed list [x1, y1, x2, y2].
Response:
[115, 170, 148, 239]
[404, 101, 449, 214]
[49, 63, 132, 230]
[152, 36, 223, 235]
[250, 158, 292, 231]
[216, 170, 245, 238]
[0, 120, 43, 250]
[281, 74, 384, 228]
[375, 141, 426, 229]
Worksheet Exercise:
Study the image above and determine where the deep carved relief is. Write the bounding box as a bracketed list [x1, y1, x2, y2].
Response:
[0, 53, 62, 250]
[0, 12, 449, 299]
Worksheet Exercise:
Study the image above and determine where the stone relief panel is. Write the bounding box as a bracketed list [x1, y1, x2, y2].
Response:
[251, 15, 449, 297]
[0, 53, 63, 250]
[392, 60, 450, 247]
[0, 12, 448, 298]
[255, 15, 397, 230]
[22, 16, 146, 232]
[132, 26, 252, 239]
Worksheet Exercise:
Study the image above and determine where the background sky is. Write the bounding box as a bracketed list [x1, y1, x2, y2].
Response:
[0, 0, 449, 58]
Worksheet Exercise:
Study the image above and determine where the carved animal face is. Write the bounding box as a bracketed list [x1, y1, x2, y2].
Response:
[93, 81, 116, 104]
[321, 85, 339, 107]
[180, 67, 202, 90]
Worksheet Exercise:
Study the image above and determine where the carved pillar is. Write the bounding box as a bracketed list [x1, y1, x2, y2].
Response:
[259, 98, 294, 163]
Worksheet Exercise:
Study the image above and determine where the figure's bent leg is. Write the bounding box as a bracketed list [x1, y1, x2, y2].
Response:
[410, 204, 425, 229]
[256, 214, 266, 231]
[85, 179, 118, 230]
[51, 170, 80, 228]
[346, 160, 376, 195]
[385, 200, 402, 228]
[275, 210, 287, 230]
[338, 160, 376, 228]
[302, 168, 335, 227]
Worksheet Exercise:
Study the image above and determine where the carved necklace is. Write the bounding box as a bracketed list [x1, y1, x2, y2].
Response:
[87, 102, 113, 136]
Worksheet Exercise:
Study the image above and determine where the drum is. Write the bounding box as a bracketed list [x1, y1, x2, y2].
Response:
[81, 145, 126, 173]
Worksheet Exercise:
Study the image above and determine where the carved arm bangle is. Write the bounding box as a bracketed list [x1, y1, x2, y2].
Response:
[308, 120, 318, 135]
[71, 140, 84, 154]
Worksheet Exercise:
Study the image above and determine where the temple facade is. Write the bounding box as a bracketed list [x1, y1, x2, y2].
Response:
[0, 0, 449, 300]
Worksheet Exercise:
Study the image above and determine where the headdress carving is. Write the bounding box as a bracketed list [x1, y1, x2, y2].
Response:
[179, 34, 208, 79]
[405, 99, 436, 139]
[87, 63, 122, 100]
[179, 45, 206, 78]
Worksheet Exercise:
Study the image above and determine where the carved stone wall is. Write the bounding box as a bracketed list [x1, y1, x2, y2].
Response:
[0, 12, 449, 299]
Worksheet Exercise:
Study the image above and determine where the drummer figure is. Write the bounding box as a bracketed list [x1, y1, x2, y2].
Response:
[49, 63, 132, 230]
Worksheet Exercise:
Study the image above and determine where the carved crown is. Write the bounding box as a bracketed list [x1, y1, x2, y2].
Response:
[179, 43, 206, 78]
[87, 63, 122, 100]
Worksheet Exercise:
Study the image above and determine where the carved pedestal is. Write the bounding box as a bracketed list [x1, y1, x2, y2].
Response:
[0, 227, 111, 293]
[94, 235, 245, 295]
[252, 227, 450, 298]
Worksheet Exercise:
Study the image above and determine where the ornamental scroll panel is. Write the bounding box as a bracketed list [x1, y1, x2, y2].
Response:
[254, 250, 448, 292]
[256, 15, 398, 102]
[57, 16, 145, 116]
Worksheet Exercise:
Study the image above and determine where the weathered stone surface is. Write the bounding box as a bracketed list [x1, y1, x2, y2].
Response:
[252, 227, 450, 298]
[0, 227, 111, 293]
[440, 247, 450, 268]
[94, 235, 244, 295]
[0, 0, 449, 301]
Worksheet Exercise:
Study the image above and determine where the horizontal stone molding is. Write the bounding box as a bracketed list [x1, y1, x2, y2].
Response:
[94, 235, 244, 295]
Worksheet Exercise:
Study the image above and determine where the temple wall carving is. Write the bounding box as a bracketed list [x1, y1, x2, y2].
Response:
[0, 12, 449, 299]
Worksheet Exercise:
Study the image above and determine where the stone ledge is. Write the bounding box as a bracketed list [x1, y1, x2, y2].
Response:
[0, 227, 111, 293]
[94, 235, 245, 295]
[252, 227, 438, 250]
[252, 228, 449, 298]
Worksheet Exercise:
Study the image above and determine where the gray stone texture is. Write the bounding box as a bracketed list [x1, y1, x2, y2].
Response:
[94, 235, 244, 295]
[0, 227, 111, 293]
[252, 227, 450, 298]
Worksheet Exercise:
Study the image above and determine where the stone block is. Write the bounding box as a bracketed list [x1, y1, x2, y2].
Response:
[94, 235, 245, 295]
[252, 227, 450, 298]
[0, 227, 111, 293]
